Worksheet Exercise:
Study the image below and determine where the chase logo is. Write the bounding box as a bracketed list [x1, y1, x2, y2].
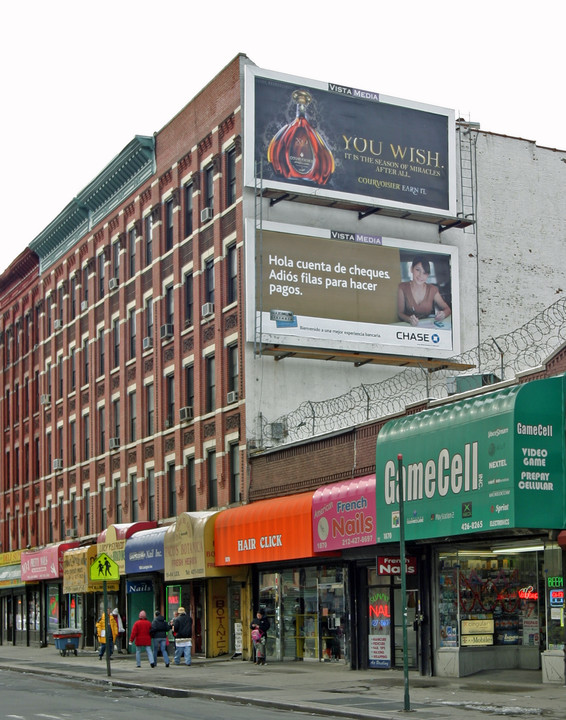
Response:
[431, 334, 440, 344]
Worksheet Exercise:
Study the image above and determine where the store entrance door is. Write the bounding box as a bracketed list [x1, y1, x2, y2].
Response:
[318, 580, 346, 662]
[393, 588, 419, 668]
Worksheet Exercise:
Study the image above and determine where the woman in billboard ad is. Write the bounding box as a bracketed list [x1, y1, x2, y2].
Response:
[397, 255, 451, 327]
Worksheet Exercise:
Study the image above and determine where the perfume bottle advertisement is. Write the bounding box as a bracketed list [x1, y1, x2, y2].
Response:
[252, 71, 454, 214]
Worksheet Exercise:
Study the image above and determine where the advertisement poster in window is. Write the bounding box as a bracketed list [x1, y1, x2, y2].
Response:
[245, 66, 456, 217]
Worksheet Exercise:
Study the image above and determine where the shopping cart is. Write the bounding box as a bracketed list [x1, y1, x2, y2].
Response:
[53, 628, 82, 656]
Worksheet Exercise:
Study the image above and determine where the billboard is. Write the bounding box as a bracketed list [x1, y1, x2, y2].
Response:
[246, 220, 460, 360]
[245, 66, 456, 217]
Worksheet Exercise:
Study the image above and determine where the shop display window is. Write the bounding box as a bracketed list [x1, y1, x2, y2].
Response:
[258, 566, 348, 662]
[438, 549, 540, 649]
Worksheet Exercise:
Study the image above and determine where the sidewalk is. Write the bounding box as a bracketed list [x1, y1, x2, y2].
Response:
[0, 644, 564, 719]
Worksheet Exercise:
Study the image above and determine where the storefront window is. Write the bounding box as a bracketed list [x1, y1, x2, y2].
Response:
[258, 566, 348, 663]
[438, 549, 540, 649]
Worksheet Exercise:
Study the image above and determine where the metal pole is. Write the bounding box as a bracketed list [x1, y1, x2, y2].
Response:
[103, 580, 111, 677]
[398, 453, 410, 712]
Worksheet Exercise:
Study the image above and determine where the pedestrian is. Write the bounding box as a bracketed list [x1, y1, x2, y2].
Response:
[172, 606, 192, 666]
[96, 607, 118, 660]
[129, 610, 156, 668]
[111, 608, 125, 654]
[250, 608, 270, 665]
[151, 610, 171, 667]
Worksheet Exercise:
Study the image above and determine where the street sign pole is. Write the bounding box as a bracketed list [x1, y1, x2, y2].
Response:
[398, 453, 411, 712]
[103, 580, 111, 677]
[90, 552, 120, 679]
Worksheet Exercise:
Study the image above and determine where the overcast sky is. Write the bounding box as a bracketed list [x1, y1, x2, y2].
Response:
[1, 0, 564, 275]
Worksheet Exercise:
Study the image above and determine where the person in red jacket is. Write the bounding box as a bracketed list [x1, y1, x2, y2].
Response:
[129, 610, 156, 668]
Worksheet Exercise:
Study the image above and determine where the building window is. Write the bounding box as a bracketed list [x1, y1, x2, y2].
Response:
[165, 198, 174, 251]
[70, 420, 76, 465]
[58, 284, 64, 323]
[146, 383, 154, 436]
[98, 328, 105, 377]
[113, 398, 120, 442]
[59, 496, 65, 539]
[145, 215, 152, 266]
[187, 457, 196, 512]
[112, 239, 120, 280]
[98, 406, 105, 454]
[129, 309, 136, 360]
[184, 272, 193, 326]
[84, 490, 90, 535]
[166, 374, 175, 428]
[228, 344, 238, 394]
[205, 164, 214, 211]
[99, 483, 106, 531]
[165, 285, 174, 326]
[70, 275, 77, 319]
[115, 478, 122, 524]
[70, 347, 76, 391]
[145, 298, 154, 340]
[184, 183, 193, 237]
[71, 492, 77, 534]
[227, 244, 237, 304]
[130, 473, 138, 521]
[147, 468, 155, 521]
[229, 443, 240, 503]
[207, 450, 217, 507]
[113, 318, 120, 369]
[57, 356, 63, 399]
[46, 295, 52, 335]
[14, 382, 20, 421]
[47, 502, 53, 543]
[185, 364, 194, 410]
[167, 462, 176, 517]
[46, 432, 51, 472]
[83, 337, 89, 386]
[83, 413, 90, 460]
[83, 265, 89, 305]
[204, 258, 214, 305]
[129, 390, 137, 442]
[128, 227, 136, 278]
[226, 147, 237, 206]
[206, 355, 215, 413]
[98, 252, 105, 300]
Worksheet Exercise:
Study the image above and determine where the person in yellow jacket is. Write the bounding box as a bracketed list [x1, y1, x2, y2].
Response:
[96, 607, 118, 660]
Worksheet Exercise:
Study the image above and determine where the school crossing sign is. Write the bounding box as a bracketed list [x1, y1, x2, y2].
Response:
[89, 552, 120, 582]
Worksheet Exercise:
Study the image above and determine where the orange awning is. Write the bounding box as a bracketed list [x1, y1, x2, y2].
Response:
[215, 492, 316, 566]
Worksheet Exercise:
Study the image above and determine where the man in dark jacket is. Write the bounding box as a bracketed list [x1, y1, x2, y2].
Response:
[173, 606, 193, 666]
[151, 611, 171, 667]
[250, 608, 270, 665]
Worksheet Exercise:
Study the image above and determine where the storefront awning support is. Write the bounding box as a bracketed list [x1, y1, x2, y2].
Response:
[397, 453, 411, 712]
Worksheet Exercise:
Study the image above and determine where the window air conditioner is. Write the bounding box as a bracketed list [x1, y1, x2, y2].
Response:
[160, 324, 173, 340]
[179, 406, 193, 422]
[80, 300, 88, 312]
[200, 207, 213, 223]
[226, 390, 238, 404]
[40, 394, 51, 406]
[109, 437, 120, 450]
[53, 458, 63, 471]
[143, 336, 153, 351]
[201, 302, 214, 318]
[165, 417, 174, 429]
[54, 319, 63, 330]
[109, 277, 119, 291]
[66, 528, 77, 538]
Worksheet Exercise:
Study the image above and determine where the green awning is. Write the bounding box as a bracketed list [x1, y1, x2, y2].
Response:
[375, 375, 566, 542]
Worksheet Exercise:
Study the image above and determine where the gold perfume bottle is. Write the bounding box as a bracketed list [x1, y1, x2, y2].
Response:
[267, 90, 335, 185]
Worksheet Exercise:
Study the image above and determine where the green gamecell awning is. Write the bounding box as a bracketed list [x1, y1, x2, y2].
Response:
[375, 375, 566, 542]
